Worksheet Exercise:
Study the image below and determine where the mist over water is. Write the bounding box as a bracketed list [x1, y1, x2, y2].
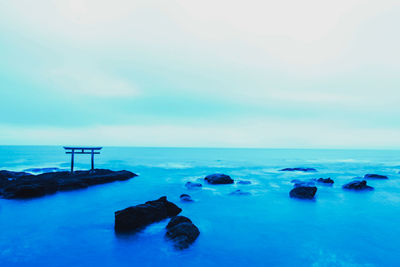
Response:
[0, 146, 399, 266]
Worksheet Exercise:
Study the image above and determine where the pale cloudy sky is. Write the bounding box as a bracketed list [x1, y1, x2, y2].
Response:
[0, 0, 399, 148]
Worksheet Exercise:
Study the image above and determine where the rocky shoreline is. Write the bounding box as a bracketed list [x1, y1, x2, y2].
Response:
[0, 169, 137, 199]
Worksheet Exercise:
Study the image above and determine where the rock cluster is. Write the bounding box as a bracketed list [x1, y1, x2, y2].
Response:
[166, 216, 200, 249]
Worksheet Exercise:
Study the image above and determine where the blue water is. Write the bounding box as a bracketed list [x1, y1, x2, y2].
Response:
[0, 146, 400, 266]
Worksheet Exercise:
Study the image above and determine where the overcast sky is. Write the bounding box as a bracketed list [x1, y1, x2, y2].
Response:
[0, 0, 399, 148]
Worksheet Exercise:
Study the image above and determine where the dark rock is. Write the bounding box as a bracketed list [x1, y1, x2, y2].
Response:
[280, 168, 317, 172]
[185, 181, 202, 189]
[364, 174, 388, 179]
[237, 180, 251, 185]
[115, 196, 182, 232]
[343, 180, 374, 191]
[180, 194, 194, 202]
[165, 216, 200, 249]
[166, 216, 193, 229]
[316, 178, 334, 184]
[204, 174, 234, 184]
[229, 189, 251, 196]
[289, 186, 317, 199]
[0, 169, 137, 199]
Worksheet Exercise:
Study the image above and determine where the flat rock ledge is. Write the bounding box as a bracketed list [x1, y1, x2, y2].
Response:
[166, 216, 200, 249]
[290, 186, 317, 199]
[204, 174, 234, 184]
[0, 169, 137, 199]
[364, 174, 388, 179]
[115, 196, 182, 232]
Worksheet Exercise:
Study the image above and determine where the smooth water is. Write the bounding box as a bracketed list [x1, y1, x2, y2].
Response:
[0, 146, 399, 266]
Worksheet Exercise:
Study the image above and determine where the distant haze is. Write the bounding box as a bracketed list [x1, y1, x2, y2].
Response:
[1, 0, 399, 148]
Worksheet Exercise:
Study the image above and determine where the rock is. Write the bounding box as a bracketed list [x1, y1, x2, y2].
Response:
[289, 186, 317, 199]
[166, 216, 200, 249]
[229, 189, 251, 196]
[204, 174, 234, 184]
[342, 180, 374, 191]
[316, 178, 334, 184]
[180, 194, 194, 202]
[166, 216, 193, 229]
[115, 196, 182, 232]
[364, 174, 388, 179]
[185, 181, 202, 189]
[0, 169, 137, 199]
[280, 168, 317, 172]
[237, 180, 251, 185]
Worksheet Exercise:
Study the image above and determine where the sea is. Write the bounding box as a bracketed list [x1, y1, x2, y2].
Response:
[0, 146, 399, 267]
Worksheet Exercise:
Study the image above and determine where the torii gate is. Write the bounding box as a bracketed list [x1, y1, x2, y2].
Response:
[63, 147, 103, 173]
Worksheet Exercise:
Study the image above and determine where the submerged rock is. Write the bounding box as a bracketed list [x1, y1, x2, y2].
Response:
[289, 186, 317, 199]
[316, 178, 334, 184]
[185, 181, 202, 189]
[0, 169, 137, 199]
[166, 216, 200, 249]
[204, 174, 234, 184]
[115, 196, 182, 232]
[342, 180, 374, 191]
[280, 168, 317, 172]
[237, 180, 251, 185]
[291, 179, 315, 187]
[229, 189, 251, 196]
[364, 174, 388, 179]
[180, 194, 194, 202]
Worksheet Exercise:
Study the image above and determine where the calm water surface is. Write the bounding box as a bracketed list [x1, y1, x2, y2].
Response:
[0, 146, 399, 266]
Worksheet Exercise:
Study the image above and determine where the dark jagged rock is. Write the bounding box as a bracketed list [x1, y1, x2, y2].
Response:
[115, 196, 182, 232]
[280, 168, 317, 172]
[316, 178, 334, 184]
[166, 216, 200, 249]
[289, 186, 317, 199]
[204, 174, 234, 184]
[180, 194, 194, 202]
[343, 180, 374, 191]
[237, 180, 251, 185]
[364, 174, 388, 179]
[291, 179, 315, 187]
[185, 181, 202, 189]
[229, 189, 251, 196]
[0, 169, 137, 199]
[166, 216, 192, 229]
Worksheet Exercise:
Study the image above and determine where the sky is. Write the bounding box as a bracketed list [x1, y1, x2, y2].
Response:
[0, 0, 399, 148]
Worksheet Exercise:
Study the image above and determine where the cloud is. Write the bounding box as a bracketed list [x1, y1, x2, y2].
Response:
[45, 67, 140, 98]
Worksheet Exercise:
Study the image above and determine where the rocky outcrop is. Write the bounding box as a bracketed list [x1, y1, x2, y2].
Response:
[204, 174, 234, 184]
[280, 168, 317, 172]
[364, 174, 388, 179]
[166, 216, 200, 249]
[180, 194, 194, 202]
[185, 181, 202, 189]
[0, 169, 137, 199]
[316, 178, 334, 184]
[289, 186, 317, 199]
[115, 196, 182, 232]
[342, 180, 374, 191]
